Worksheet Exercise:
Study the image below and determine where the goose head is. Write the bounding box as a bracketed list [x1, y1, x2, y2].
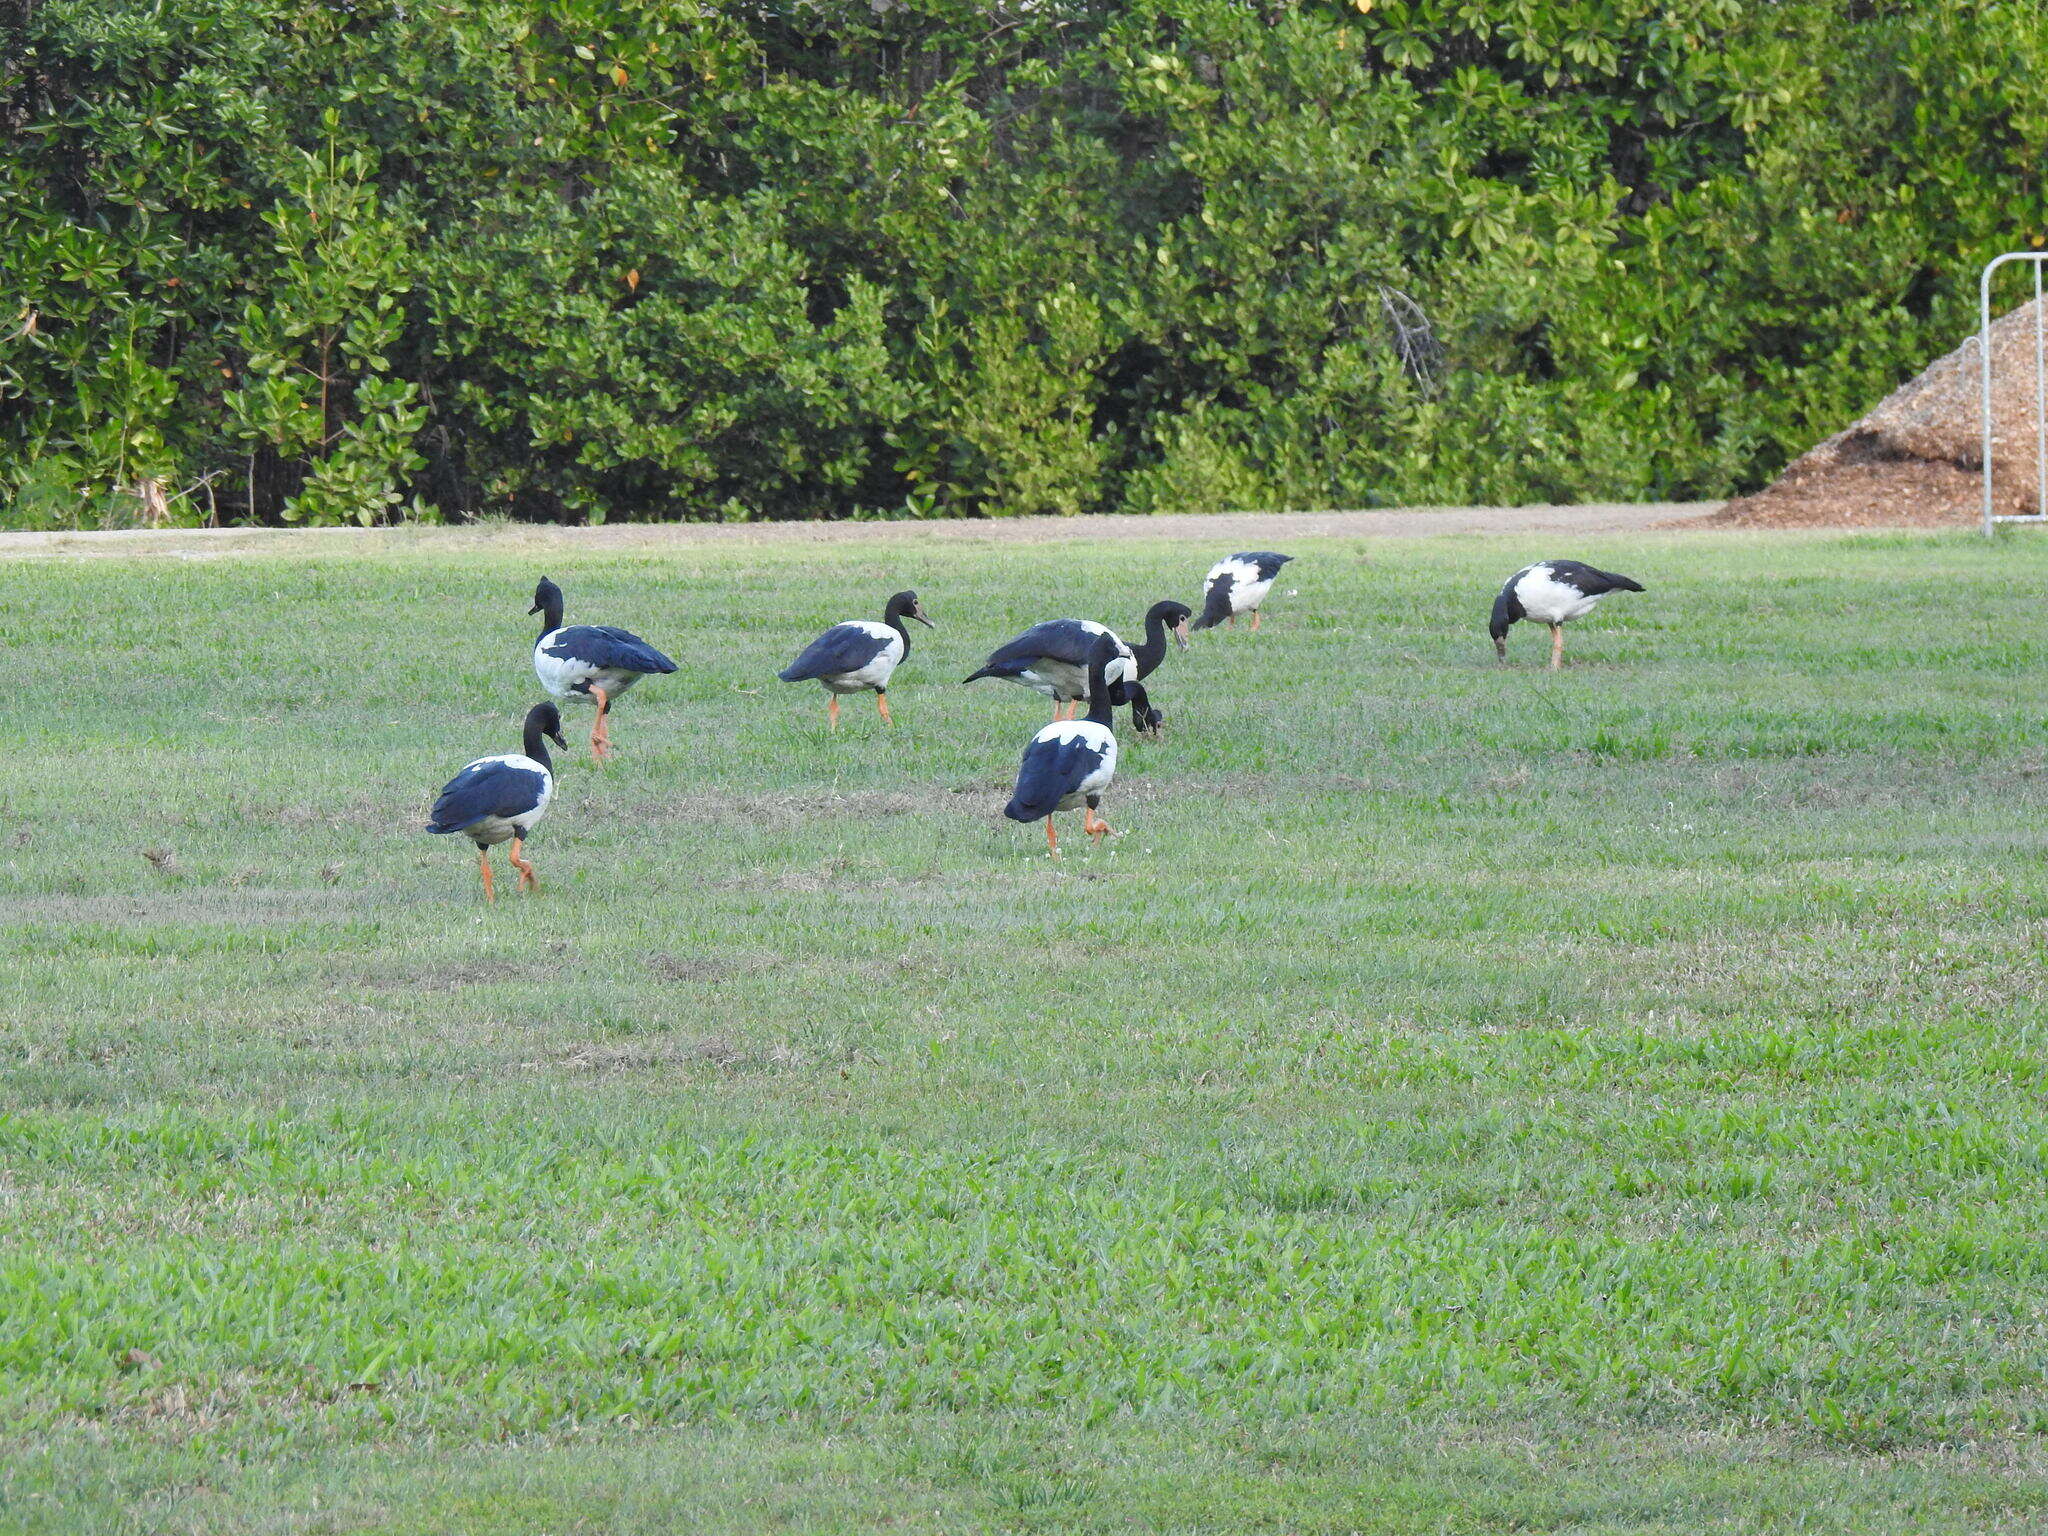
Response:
[887, 590, 935, 629]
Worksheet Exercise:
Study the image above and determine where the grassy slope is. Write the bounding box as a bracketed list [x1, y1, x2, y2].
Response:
[2, 527, 2046, 1533]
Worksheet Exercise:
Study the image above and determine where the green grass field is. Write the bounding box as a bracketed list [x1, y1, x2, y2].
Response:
[4, 525, 2048, 1534]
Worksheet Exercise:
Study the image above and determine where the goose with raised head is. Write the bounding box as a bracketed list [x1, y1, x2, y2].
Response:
[426, 703, 567, 901]
[964, 599, 1190, 727]
[778, 590, 933, 728]
[529, 576, 677, 762]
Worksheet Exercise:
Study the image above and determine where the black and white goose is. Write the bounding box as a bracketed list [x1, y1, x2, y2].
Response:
[1003, 633, 1129, 857]
[778, 590, 933, 728]
[426, 702, 566, 902]
[1490, 560, 1645, 669]
[1193, 552, 1293, 632]
[529, 576, 677, 762]
[964, 599, 1191, 732]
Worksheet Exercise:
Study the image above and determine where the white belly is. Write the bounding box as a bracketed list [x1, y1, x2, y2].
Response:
[1229, 575, 1275, 613]
[461, 800, 549, 848]
[464, 815, 521, 847]
[534, 638, 642, 702]
[456, 754, 554, 845]
[1206, 559, 1277, 614]
[1014, 631, 1131, 702]
[1514, 568, 1602, 626]
[1024, 661, 1086, 700]
[824, 633, 904, 692]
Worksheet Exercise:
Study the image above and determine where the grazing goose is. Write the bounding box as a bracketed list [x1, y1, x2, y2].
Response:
[1125, 682, 1165, 742]
[964, 600, 1191, 722]
[529, 576, 677, 762]
[1490, 560, 1645, 669]
[426, 703, 566, 902]
[779, 590, 933, 728]
[1193, 552, 1292, 632]
[1003, 634, 1128, 857]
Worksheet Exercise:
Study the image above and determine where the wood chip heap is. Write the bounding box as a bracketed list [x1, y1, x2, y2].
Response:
[1716, 296, 2048, 528]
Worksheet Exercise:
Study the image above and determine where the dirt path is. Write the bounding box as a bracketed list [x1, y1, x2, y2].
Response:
[0, 501, 1723, 561]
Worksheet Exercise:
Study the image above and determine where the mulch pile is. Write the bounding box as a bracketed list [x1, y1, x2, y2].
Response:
[1711, 296, 2048, 528]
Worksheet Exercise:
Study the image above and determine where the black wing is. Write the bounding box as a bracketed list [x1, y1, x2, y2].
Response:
[427, 760, 546, 834]
[543, 624, 677, 674]
[1004, 732, 1110, 822]
[1191, 569, 1236, 632]
[1545, 560, 1644, 595]
[965, 620, 1101, 682]
[1237, 551, 1293, 580]
[780, 623, 889, 682]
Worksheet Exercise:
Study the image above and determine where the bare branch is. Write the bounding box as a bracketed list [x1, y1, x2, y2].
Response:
[1378, 284, 1444, 396]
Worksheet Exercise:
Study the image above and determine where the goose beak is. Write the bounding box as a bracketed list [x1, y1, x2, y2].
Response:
[912, 604, 935, 628]
[528, 601, 543, 615]
[550, 729, 568, 750]
[1173, 620, 1190, 650]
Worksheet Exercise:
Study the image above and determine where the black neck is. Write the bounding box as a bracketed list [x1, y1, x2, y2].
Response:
[522, 718, 554, 772]
[538, 595, 564, 637]
[885, 606, 911, 661]
[1083, 660, 1115, 726]
[1131, 612, 1169, 680]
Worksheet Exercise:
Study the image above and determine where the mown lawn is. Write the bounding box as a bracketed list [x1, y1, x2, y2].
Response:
[3, 525, 2047, 1533]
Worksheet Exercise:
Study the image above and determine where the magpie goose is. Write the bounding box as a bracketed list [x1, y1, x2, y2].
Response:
[965, 618, 1129, 721]
[966, 598, 1196, 724]
[1490, 560, 1645, 669]
[964, 600, 1190, 722]
[1193, 552, 1292, 632]
[1003, 634, 1129, 857]
[778, 590, 933, 728]
[426, 703, 566, 902]
[530, 576, 677, 762]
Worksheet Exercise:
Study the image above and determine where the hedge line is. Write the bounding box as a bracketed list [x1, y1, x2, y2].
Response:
[2, 0, 2043, 525]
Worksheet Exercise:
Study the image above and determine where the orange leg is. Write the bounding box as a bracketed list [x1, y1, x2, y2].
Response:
[478, 849, 496, 904]
[828, 695, 840, 730]
[876, 692, 893, 725]
[1226, 613, 1237, 628]
[1083, 806, 1113, 845]
[1044, 817, 1060, 858]
[589, 685, 613, 763]
[1549, 624, 1564, 670]
[509, 835, 539, 894]
[1250, 610, 1261, 633]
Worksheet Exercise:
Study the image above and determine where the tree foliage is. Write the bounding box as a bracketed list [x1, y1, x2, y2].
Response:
[2, 0, 2044, 525]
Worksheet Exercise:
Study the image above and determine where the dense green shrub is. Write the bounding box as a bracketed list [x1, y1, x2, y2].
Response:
[2, 0, 2043, 525]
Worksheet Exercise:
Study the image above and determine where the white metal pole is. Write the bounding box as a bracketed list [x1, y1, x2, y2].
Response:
[1984, 257, 1998, 535]
[2035, 260, 2045, 518]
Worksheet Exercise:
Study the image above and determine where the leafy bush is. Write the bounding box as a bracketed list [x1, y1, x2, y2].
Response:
[1, 0, 2043, 525]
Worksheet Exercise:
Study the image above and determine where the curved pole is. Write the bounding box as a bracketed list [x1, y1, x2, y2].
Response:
[1985, 253, 2005, 536]
[1982, 251, 2048, 535]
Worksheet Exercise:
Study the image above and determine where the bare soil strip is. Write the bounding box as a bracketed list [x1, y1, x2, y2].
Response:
[0, 502, 1723, 561]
